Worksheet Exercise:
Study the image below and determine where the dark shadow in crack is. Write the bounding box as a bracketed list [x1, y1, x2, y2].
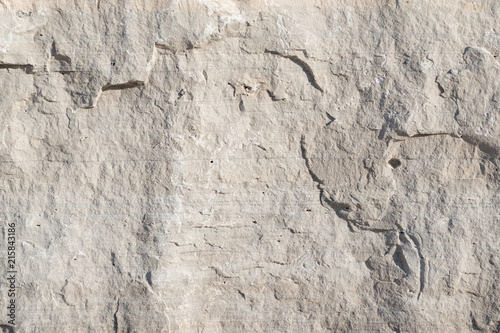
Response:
[265, 50, 324, 93]
[102, 80, 144, 91]
[0, 63, 33, 74]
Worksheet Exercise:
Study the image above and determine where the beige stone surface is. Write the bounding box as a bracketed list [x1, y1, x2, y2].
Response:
[1, 0, 500, 332]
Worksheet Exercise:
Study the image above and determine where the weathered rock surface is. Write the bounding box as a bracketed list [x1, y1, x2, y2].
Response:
[1, 0, 500, 332]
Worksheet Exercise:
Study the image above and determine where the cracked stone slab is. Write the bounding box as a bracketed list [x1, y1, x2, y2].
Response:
[1, 0, 500, 332]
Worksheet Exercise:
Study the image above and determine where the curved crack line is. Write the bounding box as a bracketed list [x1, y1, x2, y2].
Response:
[299, 135, 324, 186]
[113, 298, 120, 333]
[265, 50, 324, 93]
[300, 135, 427, 300]
[300, 135, 360, 232]
[408, 232, 426, 300]
[81, 44, 158, 108]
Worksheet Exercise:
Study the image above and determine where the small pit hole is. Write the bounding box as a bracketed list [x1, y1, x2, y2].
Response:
[389, 158, 402, 169]
[110, 60, 116, 66]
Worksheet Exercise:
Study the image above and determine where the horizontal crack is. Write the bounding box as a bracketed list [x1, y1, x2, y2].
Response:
[102, 80, 145, 91]
[0, 63, 34, 74]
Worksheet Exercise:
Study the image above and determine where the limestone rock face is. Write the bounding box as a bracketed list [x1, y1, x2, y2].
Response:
[1, 0, 500, 332]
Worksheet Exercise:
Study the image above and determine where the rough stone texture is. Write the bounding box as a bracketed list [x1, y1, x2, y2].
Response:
[1, 0, 500, 332]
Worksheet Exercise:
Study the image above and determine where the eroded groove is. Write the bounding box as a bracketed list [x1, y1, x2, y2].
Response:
[146, 271, 153, 287]
[300, 136, 359, 227]
[79, 43, 157, 108]
[461, 135, 500, 160]
[322, 196, 352, 221]
[265, 50, 324, 93]
[390, 132, 451, 142]
[51, 41, 71, 64]
[390, 132, 499, 164]
[102, 80, 144, 91]
[266, 89, 283, 101]
[113, 299, 120, 333]
[154, 41, 194, 52]
[408, 232, 426, 300]
[325, 112, 336, 126]
[393, 244, 412, 276]
[299, 135, 324, 185]
[0, 63, 34, 73]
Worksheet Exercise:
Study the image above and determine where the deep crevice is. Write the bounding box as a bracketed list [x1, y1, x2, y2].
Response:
[392, 245, 411, 276]
[391, 132, 450, 142]
[325, 112, 336, 126]
[471, 314, 482, 331]
[408, 233, 426, 300]
[102, 80, 144, 91]
[299, 135, 324, 185]
[113, 299, 120, 333]
[266, 89, 284, 101]
[265, 50, 324, 93]
[461, 135, 500, 160]
[146, 271, 153, 287]
[0, 63, 34, 74]
[51, 41, 72, 64]
[300, 136, 354, 222]
[388, 158, 402, 169]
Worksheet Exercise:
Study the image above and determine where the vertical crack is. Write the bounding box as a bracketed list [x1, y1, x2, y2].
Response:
[113, 298, 120, 333]
[300, 135, 354, 227]
[300, 135, 324, 186]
